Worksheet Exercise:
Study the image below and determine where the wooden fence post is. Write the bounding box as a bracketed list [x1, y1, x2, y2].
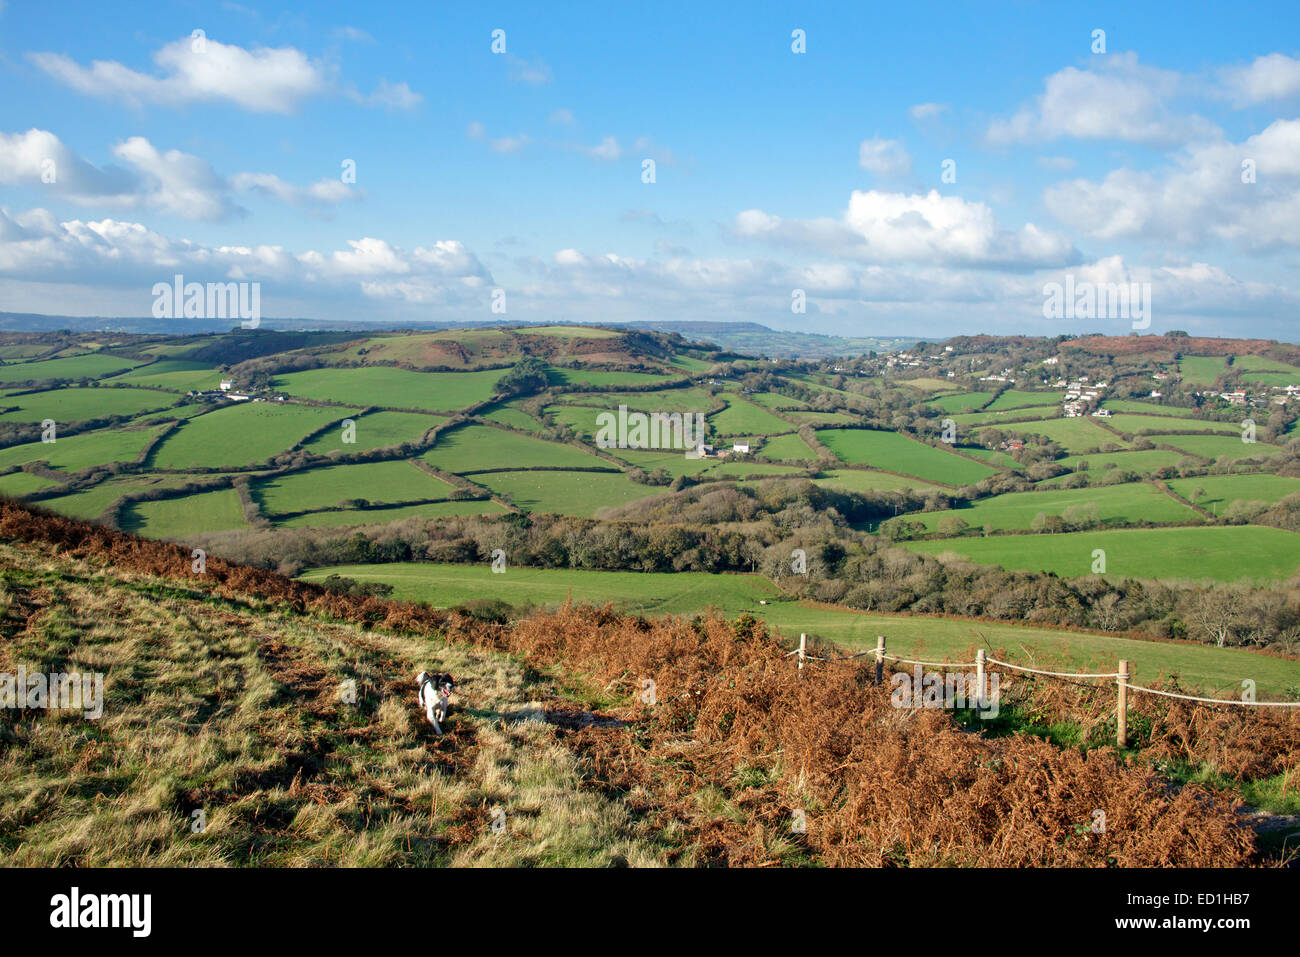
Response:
[875, 635, 885, 685]
[975, 648, 986, 710]
[1117, 659, 1130, 747]
[798, 633, 807, 671]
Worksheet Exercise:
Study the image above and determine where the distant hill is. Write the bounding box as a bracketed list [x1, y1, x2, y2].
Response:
[0, 312, 915, 358]
[619, 321, 916, 358]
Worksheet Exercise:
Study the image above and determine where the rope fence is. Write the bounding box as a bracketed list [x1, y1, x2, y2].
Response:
[790, 632, 1300, 747]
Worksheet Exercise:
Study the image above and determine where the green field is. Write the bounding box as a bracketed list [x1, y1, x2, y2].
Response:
[1179, 355, 1226, 386]
[701, 460, 807, 479]
[300, 410, 444, 455]
[748, 391, 810, 411]
[120, 487, 249, 538]
[1007, 417, 1128, 452]
[1101, 399, 1199, 417]
[708, 397, 792, 436]
[554, 387, 716, 415]
[816, 429, 997, 486]
[607, 447, 715, 477]
[927, 391, 994, 413]
[1060, 449, 1190, 473]
[275, 366, 503, 411]
[475, 470, 659, 516]
[0, 387, 174, 423]
[814, 468, 940, 493]
[898, 482, 1200, 533]
[1241, 372, 1300, 387]
[424, 424, 607, 472]
[786, 411, 861, 426]
[546, 367, 678, 388]
[760, 432, 818, 461]
[37, 474, 190, 520]
[906, 525, 1300, 583]
[255, 461, 457, 516]
[1108, 414, 1238, 435]
[983, 390, 1062, 412]
[1163, 434, 1282, 463]
[0, 426, 164, 473]
[300, 562, 1300, 696]
[149, 403, 353, 468]
[482, 402, 543, 431]
[1167, 473, 1300, 510]
[0, 471, 59, 496]
[278, 499, 508, 528]
[0, 353, 142, 385]
[108, 360, 223, 392]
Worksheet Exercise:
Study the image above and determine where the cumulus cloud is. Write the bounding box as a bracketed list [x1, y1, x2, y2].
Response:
[735, 189, 1077, 268]
[909, 102, 947, 121]
[1044, 118, 1300, 250]
[29, 35, 418, 113]
[857, 137, 912, 177]
[0, 129, 361, 220]
[0, 207, 491, 305]
[1219, 53, 1300, 105]
[987, 52, 1217, 145]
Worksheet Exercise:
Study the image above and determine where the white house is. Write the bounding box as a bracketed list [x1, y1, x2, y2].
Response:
[219, 379, 233, 391]
[732, 442, 751, 454]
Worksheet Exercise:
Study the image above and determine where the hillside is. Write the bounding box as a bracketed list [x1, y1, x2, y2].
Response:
[1, 500, 1297, 866]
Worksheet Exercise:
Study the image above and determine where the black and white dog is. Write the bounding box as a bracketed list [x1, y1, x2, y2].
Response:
[416, 671, 455, 734]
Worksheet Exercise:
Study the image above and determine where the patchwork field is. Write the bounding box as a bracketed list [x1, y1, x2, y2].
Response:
[0, 353, 142, 385]
[760, 432, 818, 461]
[907, 525, 1300, 583]
[0, 426, 164, 473]
[927, 391, 994, 413]
[895, 482, 1200, 533]
[1163, 434, 1283, 463]
[474, 469, 658, 516]
[1108, 414, 1239, 435]
[1167, 473, 1300, 510]
[708, 397, 792, 436]
[300, 410, 444, 455]
[814, 468, 941, 493]
[983, 390, 1062, 412]
[1179, 355, 1226, 386]
[254, 460, 458, 516]
[149, 403, 353, 468]
[0, 387, 174, 423]
[275, 366, 503, 411]
[816, 428, 997, 486]
[1006, 417, 1128, 452]
[120, 487, 249, 538]
[1059, 449, 1191, 472]
[424, 424, 608, 472]
[108, 359, 223, 392]
[278, 499, 508, 528]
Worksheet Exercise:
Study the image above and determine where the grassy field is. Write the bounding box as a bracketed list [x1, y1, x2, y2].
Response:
[1108, 414, 1239, 435]
[108, 359, 223, 392]
[814, 468, 940, 493]
[554, 387, 716, 414]
[898, 482, 1200, 533]
[759, 432, 818, 461]
[255, 461, 458, 515]
[1059, 449, 1191, 472]
[816, 428, 997, 486]
[546, 367, 678, 388]
[0, 387, 174, 423]
[927, 391, 994, 413]
[748, 391, 810, 410]
[607, 447, 715, 477]
[424, 424, 607, 472]
[35, 474, 190, 520]
[1167, 473, 1300, 509]
[1179, 355, 1226, 385]
[0, 426, 164, 473]
[121, 487, 249, 538]
[708, 397, 792, 436]
[1101, 399, 1200, 417]
[0, 353, 142, 384]
[150, 403, 353, 468]
[983, 390, 1062, 412]
[0, 471, 59, 496]
[301, 561, 781, 614]
[300, 410, 444, 455]
[906, 525, 1300, 583]
[1163, 434, 1282, 463]
[700, 460, 807, 479]
[300, 562, 1300, 697]
[275, 366, 503, 411]
[1006, 417, 1129, 452]
[481, 403, 543, 432]
[278, 498, 508, 527]
[475, 470, 659, 516]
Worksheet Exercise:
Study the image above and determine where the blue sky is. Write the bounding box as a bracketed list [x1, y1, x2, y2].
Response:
[1, 0, 1299, 338]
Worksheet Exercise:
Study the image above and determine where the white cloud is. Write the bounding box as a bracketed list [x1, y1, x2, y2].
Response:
[909, 102, 947, 121]
[1044, 118, 1300, 250]
[857, 137, 912, 177]
[549, 108, 576, 125]
[0, 207, 491, 305]
[987, 53, 1217, 145]
[1, 129, 362, 220]
[1219, 53, 1300, 104]
[507, 55, 552, 86]
[582, 136, 623, 161]
[735, 189, 1076, 268]
[29, 36, 419, 114]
